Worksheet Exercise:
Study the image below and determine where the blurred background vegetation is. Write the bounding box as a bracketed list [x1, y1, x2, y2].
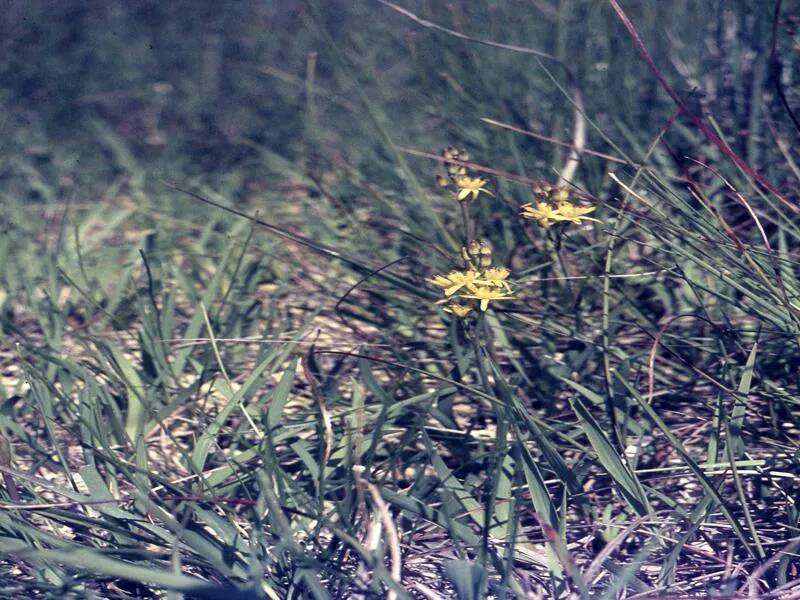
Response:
[3, 1, 797, 198]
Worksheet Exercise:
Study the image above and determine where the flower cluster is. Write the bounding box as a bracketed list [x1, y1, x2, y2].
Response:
[429, 240, 513, 315]
[521, 183, 599, 229]
[437, 147, 493, 203]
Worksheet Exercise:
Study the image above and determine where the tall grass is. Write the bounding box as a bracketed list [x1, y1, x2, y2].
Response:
[1, 1, 799, 598]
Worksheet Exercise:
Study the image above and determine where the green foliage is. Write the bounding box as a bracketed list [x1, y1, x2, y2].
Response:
[1, 1, 799, 598]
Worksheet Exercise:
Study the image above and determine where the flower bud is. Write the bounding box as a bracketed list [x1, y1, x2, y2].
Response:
[554, 187, 570, 204]
[478, 240, 493, 266]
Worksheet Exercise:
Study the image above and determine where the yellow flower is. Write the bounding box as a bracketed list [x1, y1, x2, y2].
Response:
[477, 267, 512, 292]
[444, 303, 473, 318]
[521, 202, 562, 228]
[459, 287, 513, 312]
[429, 270, 480, 296]
[556, 201, 600, 225]
[455, 176, 493, 202]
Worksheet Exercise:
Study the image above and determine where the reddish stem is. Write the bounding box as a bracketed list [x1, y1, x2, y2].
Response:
[607, 0, 798, 214]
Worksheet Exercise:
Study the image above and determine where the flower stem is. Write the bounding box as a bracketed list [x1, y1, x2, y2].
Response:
[459, 201, 472, 251]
